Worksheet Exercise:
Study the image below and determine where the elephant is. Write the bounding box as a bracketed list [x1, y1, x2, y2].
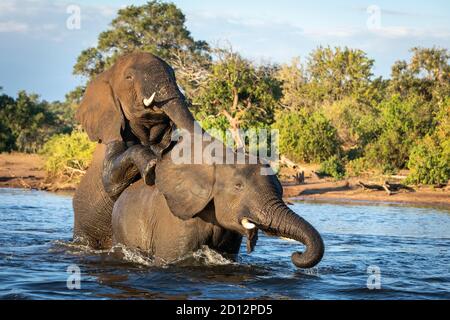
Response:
[73, 51, 324, 268]
[73, 52, 194, 248]
[111, 127, 325, 269]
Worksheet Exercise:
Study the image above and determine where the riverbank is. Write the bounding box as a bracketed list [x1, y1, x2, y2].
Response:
[0, 153, 46, 189]
[1, 152, 449, 208]
[283, 181, 450, 208]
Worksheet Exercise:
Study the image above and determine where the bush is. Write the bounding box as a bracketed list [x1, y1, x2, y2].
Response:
[40, 131, 96, 184]
[406, 135, 450, 185]
[363, 95, 435, 173]
[273, 110, 342, 163]
[323, 97, 379, 148]
[345, 157, 369, 177]
[318, 155, 346, 180]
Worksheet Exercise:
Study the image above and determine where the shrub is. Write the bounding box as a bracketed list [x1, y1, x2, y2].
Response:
[363, 95, 435, 173]
[273, 110, 342, 163]
[318, 155, 346, 180]
[406, 135, 450, 185]
[323, 97, 379, 148]
[40, 131, 96, 184]
[345, 157, 369, 177]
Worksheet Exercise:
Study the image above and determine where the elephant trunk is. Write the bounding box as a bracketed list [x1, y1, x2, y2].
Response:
[161, 98, 197, 133]
[256, 201, 324, 268]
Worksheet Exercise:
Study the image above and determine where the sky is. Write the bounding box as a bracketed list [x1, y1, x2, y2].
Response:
[0, 0, 449, 101]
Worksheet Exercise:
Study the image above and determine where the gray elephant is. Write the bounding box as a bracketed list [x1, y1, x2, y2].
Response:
[73, 51, 324, 268]
[73, 52, 194, 248]
[112, 128, 325, 268]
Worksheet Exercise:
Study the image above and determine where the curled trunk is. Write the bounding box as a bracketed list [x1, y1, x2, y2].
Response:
[257, 201, 324, 268]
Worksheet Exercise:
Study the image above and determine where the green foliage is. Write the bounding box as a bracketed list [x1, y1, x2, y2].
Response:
[318, 155, 346, 180]
[323, 97, 379, 148]
[0, 92, 16, 151]
[406, 135, 450, 185]
[307, 46, 375, 103]
[0, 91, 73, 153]
[273, 110, 342, 163]
[390, 47, 450, 103]
[194, 48, 281, 131]
[363, 95, 437, 172]
[345, 157, 370, 177]
[277, 47, 376, 111]
[40, 131, 96, 183]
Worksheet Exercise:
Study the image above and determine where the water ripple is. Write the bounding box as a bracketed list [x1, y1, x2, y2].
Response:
[0, 188, 449, 299]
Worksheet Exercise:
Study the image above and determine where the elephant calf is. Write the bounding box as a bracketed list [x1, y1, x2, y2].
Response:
[111, 131, 325, 269]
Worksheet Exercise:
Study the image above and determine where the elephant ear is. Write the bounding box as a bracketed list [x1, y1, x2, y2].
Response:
[76, 70, 124, 144]
[155, 158, 215, 220]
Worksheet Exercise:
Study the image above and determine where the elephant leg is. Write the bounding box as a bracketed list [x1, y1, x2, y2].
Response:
[102, 141, 158, 200]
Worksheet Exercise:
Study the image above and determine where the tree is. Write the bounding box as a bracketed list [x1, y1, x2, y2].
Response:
[307, 46, 375, 103]
[363, 95, 436, 172]
[276, 57, 311, 110]
[276, 47, 376, 112]
[390, 47, 450, 102]
[406, 134, 449, 185]
[73, 0, 211, 99]
[0, 90, 72, 153]
[194, 47, 281, 148]
[0, 91, 16, 151]
[273, 110, 342, 163]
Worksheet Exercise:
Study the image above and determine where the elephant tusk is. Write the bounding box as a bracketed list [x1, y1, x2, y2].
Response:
[280, 237, 296, 242]
[143, 92, 156, 107]
[241, 218, 256, 230]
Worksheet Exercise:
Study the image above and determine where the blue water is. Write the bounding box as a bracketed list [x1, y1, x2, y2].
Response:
[0, 188, 449, 300]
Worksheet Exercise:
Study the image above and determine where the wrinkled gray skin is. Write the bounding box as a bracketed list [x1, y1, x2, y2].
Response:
[73, 52, 189, 248]
[112, 128, 325, 269]
[74, 51, 324, 268]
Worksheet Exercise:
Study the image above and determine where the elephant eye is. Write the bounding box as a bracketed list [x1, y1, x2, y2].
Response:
[234, 183, 244, 191]
[126, 75, 133, 81]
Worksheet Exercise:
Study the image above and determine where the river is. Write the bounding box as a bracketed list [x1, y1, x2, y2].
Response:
[0, 188, 449, 299]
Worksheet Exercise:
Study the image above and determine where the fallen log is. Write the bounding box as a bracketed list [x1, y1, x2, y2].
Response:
[358, 181, 415, 195]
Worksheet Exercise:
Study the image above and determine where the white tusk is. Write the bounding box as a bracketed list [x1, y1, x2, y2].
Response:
[143, 92, 156, 107]
[280, 237, 296, 242]
[241, 218, 256, 230]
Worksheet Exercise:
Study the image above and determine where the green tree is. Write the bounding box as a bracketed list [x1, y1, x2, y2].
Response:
[40, 131, 96, 184]
[194, 48, 281, 148]
[318, 155, 346, 180]
[273, 110, 342, 163]
[7, 91, 59, 153]
[73, 0, 211, 99]
[406, 134, 449, 185]
[322, 97, 379, 149]
[364, 95, 436, 172]
[0, 91, 16, 151]
[277, 47, 377, 111]
[307, 46, 375, 103]
[0, 90, 71, 153]
[390, 47, 450, 103]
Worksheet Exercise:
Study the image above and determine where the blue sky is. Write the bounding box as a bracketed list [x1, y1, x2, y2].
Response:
[0, 0, 449, 101]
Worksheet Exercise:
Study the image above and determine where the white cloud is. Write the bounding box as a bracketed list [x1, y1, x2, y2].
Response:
[0, 0, 117, 41]
[370, 26, 450, 39]
[0, 21, 28, 33]
[301, 25, 450, 40]
[302, 27, 360, 38]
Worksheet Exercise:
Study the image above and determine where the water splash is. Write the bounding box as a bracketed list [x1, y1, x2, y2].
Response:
[108, 244, 159, 267]
[190, 246, 236, 266]
[52, 241, 234, 267]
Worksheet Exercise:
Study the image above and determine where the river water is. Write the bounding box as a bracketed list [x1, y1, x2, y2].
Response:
[0, 188, 449, 300]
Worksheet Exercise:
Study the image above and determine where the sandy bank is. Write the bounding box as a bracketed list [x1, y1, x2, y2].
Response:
[1, 152, 449, 208]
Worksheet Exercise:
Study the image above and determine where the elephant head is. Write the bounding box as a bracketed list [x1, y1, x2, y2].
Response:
[155, 133, 325, 269]
[76, 51, 193, 148]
